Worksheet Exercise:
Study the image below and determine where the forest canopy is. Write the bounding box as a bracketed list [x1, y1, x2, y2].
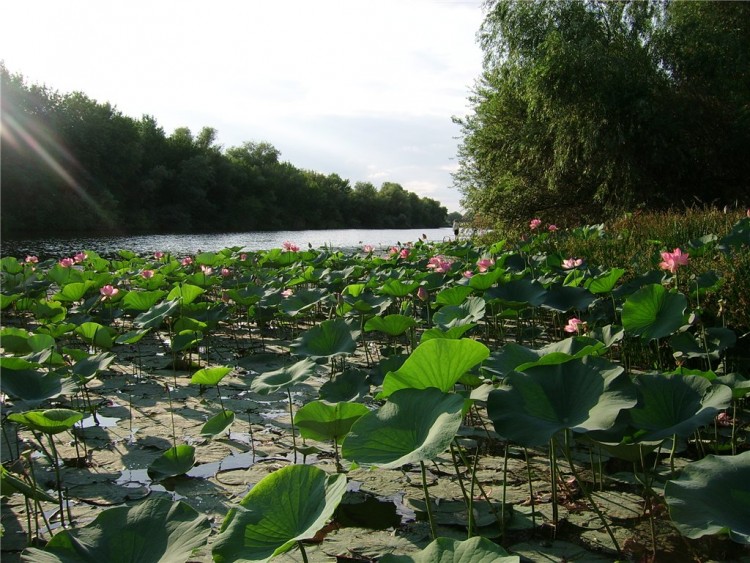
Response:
[454, 0, 750, 227]
[0, 66, 448, 237]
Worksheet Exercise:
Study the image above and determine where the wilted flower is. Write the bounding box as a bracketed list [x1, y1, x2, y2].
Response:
[59, 257, 75, 268]
[476, 258, 494, 272]
[25, 255, 39, 264]
[282, 241, 300, 252]
[529, 218, 542, 230]
[73, 252, 87, 263]
[141, 269, 155, 279]
[181, 256, 193, 267]
[100, 285, 119, 299]
[427, 255, 453, 273]
[562, 258, 583, 270]
[659, 248, 689, 274]
[564, 317, 585, 333]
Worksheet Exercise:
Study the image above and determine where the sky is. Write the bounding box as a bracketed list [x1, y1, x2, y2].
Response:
[1, 1, 487, 213]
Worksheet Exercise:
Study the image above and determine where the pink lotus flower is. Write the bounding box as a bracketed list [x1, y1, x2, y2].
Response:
[100, 285, 119, 299]
[548, 224, 558, 232]
[389, 246, 399, 256]
[282, 241, 300, 252]
[529, 218, 542, 230]
[363, 244, 374, 254]
[221, 268, 231, 277]
[281, 288, 293, 298]
[181, 257, 193, 267]
[141, 269, 155, 279]
[562, 258, 583, 270]
[417, 286, 429, 301]
[25, 255, 39, 264]
[463, 270, 474, 278]
[399, 248, 410, 259]
[659, 248, 689, 274]
[200, 265, 213, 275]
[74, 252, 87, 263]
[59, 257, 75, 268]
[154, 252, 165, 260]
[240, 253, 248, 261]
[476, 258, 495, 272]
[427, 255, 453, 273]
[564, 317, 585, 333]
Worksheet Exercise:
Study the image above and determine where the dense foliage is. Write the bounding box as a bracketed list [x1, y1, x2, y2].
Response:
[1, 65, 448, 237]
[454, 0, 750, 227]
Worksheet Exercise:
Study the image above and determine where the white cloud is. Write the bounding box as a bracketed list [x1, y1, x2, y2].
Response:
[1, 0, 484, 213]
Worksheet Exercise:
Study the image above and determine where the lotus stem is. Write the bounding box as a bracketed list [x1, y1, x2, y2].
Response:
[420, 461, 438, 539]
[639, 445, 657, 560]
[287, 388, 298, 463]
[501, 441, 508, 540]
[46, 435, 66, 528]
[549, 437, 558, 532]
[669, 434, 678, 476]
[449, 443, 473, 537]
[563, 430, 621, 556]
[298, 541, 309, 563]
[523, 447, 536, 531]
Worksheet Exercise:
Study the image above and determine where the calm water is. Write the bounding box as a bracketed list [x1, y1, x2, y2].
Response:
[1, 228, 455, 259]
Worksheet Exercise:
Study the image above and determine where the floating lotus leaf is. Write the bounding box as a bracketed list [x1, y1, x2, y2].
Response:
[21, 497, 210, 563]
[364, 314, 417, 336]
[147, 445, 196, 481]
[201, 410, 235, 437]
[8, 408, 84, 435]
[487, 356, 637, 446]
[627, 373, 731, 441]
[294, 400, 369, 444]
[621, 284, 688, 341]
[380, 536, 518, 563]
[212, 464, 346, 562]
[290, 319, 359, 358]
[190, 366, 233, 386]
[433, 296, 486, 329]
[342, 387, 465, 469]
[380, 338, 489, 398]
[250, 358, 316, 395]
[665, 451, 750, 544]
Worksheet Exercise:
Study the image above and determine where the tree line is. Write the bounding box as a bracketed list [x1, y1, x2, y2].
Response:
[1, 65, 448, 238]
[454, 0, 750, 227]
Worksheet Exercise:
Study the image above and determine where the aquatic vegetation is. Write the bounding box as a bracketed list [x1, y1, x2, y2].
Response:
[1, 219, 748, 561]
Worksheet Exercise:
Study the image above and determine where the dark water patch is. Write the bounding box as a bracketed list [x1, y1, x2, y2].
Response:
[335, 493, 403, 530]
[186, 451, 261, 479]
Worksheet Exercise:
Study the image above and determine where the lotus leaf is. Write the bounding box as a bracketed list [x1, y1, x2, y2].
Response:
[201, 410, 235, 437]
[8, 408, 84, 435]
[190, 366, 233, 386]
[212, 464, 346, 562]
[294, 400, 370, 444]
[147, 445, 196, 481]
[380, 536, 518, 563]
[364, 314, 417, 336]
[432, 296, 486, 329]
[250, 358, 316, 395]
[290, 319, 359, 358]
[621, 284, 688, 340]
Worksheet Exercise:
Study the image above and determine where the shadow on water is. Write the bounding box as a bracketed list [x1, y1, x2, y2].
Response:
[336, 481, 416, 530]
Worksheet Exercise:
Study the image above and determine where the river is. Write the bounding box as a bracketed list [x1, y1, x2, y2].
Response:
[1, 228, 456, 259]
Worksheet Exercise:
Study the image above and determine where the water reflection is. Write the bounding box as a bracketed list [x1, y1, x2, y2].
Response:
[2, 228, 454, 259]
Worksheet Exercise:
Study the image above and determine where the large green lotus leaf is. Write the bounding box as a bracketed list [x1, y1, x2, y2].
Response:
[190, 366, 233, 386]
[278, 288, 328, 317]
[0, 327, 33, 353]
[250, 358, 317, 395]
[30, 300, 67, 324]
[665, 451, 750, 544]
[541, 284, 596, 313]
[621, 284, 688, 341]
[147, 445, 196, 481]
[0, 370, 76, 408]
[380, 338, 489, 398]
[484, 337, 605, 377]
[435, 285, 473, 306]
[170, 330, 203, 352]
[670, 327, 736, 361]
[1, 465, 57, 503]
[8, 408, 84, 435]
[319, 368, 370, 402]
[212, 465, 346, 562]
[377, 279, 421, 297]
[167, 283, 205, 305]
[584, 268, 625, 294]
[134, 299, 180, 329]
[201, 410, 235, 437]
[21, 497, 210, 563]
[380, 536, 518, 563]
[122, 290, 167, 311]
[484, 278, 547, 308]
[290, 319, 359, 358]
[467, 268, 505, 291]
[343, 292, 391, 315]
[72, 352, 116, 380]
[627, 373, 731, 441]
[716, 373, 750, 399]
[294, 400, 370, 444]
[420, 325, 477, 342]
[74, 322, 114, 349]
[28, 333, 56, 352]
[115, 329, 150, 345]
[52, 281, 95, 303]
[342, 387, 465, 468]
[364, 314, 417, 336]
[487, 356, 637, 447]
[433, 296, 486, 329]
